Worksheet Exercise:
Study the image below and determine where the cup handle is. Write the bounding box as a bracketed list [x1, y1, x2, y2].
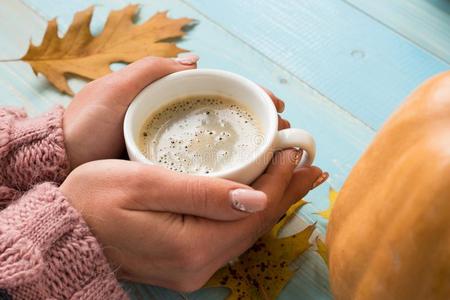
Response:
[274, 128, 316, 166]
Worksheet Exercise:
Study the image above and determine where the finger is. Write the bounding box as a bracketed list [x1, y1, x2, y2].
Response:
[99, 55, 199, 105]
[193, 156, 317, 267]
[260, 87, 285, 113]
[177, 151, 306, 269]
[182, 156, 321, 272]
[125, 166, 268, 221]
[278, 116, 291, 130]
[252, 149, 301, 217]
[223, 149, 303, 240]
[282, 166, 323, 202]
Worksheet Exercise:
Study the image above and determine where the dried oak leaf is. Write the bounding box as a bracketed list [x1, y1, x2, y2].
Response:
[316, 187, 338, 220]
[21, 5, 192, 95]
[205, 200, 315, 300]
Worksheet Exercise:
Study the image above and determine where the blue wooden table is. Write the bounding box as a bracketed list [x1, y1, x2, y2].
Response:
[1, 0, 449, 299]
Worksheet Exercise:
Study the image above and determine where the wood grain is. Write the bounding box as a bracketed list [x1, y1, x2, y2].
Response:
[346, 0, 450, 63]
[183, 0, 449, 130]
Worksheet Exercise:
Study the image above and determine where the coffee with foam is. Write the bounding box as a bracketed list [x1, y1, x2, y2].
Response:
[139, 95, 264, 174]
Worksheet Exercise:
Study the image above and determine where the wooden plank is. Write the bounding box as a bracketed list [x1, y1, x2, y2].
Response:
[1, 0, 382, 298]
[346, 0, 450, 63]
[182, 0, 449, 130]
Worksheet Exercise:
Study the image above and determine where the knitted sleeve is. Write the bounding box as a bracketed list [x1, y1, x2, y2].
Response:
[0, 183, 128, 299]
[0, 106, 70, 196]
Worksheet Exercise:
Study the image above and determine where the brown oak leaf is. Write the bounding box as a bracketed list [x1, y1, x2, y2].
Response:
[205, 200, 315, 300]
[21, 5, 192, 95]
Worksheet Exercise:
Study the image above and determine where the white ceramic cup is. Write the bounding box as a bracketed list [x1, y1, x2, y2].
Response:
[124, 69, 316, 184]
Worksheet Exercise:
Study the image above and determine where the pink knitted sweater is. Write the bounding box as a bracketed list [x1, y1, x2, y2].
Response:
[0, 107, 128, 299]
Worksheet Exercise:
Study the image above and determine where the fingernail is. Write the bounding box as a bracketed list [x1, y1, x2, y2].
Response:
[285, 119, 291, 128]
[312, 172, 329, 189]
[279, 101, 285, 113]
[293, 149, 302, 165]
[229, 189, 267, 213]
[175, 54, 199, 65]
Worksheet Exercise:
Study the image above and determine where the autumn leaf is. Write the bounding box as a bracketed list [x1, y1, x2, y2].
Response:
[315, 237, 328, 266]
[21, 5, 192, 95]
[205, 200, 315, 300]
[316, 187, 338, 220]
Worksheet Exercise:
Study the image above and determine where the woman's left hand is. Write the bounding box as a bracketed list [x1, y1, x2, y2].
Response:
[63, 55, 289, 169]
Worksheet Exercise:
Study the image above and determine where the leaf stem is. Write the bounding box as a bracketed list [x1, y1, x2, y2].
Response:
[0, 58, 20, 62]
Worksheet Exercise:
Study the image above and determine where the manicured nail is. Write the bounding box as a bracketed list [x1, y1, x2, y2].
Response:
[312, 172, 329, 189]
[229, 189, 267, 213]
[293, 149, 303, 165]
[175, 54, 199, 65]
[285, 119, 291, 128]
[279, 101, 285, 113]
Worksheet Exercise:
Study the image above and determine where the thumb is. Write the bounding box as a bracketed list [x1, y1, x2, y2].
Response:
[135, 167, 268, 221]
[103, 55, 199, 105]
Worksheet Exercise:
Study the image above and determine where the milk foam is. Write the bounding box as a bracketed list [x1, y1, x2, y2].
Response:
[139, 95, 264, 174]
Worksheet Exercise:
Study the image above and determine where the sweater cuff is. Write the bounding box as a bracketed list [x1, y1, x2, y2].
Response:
[0, 183, 128, 299]
[0, 106, 70, 190]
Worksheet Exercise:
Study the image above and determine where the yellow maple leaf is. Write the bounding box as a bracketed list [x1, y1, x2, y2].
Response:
[315, 237, 328, 266]
[316, 187, 338, 220]
[205, 200, 315, 300]
[21, 5, 192, 95]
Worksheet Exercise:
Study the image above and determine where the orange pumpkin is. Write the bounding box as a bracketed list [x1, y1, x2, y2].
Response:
[327, 71, 450, 300]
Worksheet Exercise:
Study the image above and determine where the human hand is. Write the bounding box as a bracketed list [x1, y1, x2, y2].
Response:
[63, 56, 199, 169]
[60, 152, 326, 292]
[63, 55, 289, 169]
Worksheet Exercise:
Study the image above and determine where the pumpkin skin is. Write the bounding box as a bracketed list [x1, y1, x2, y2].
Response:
[327, 71, 450, 300]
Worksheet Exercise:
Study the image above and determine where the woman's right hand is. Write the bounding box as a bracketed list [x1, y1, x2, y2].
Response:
[60, 152, 324, 292]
